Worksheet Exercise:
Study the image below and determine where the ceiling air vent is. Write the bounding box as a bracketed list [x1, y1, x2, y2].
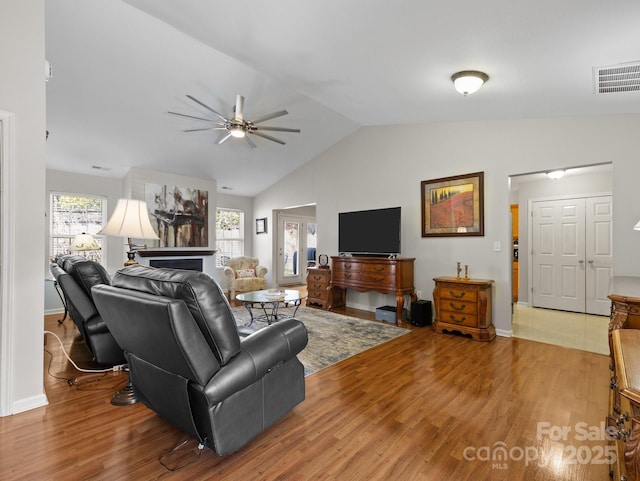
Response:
[593, 61, 640, 94]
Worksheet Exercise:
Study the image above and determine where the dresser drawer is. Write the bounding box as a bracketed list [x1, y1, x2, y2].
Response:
[438, 299, 477, 315]
[308, 272, 330, 283]
[439, 310, 478, 328]
[308, 281, 328, 291]
[439, 287, 478, 303]
[362, 263, 395, 275]
[333, 262, 364, 273]
[334, 271, 395, 285]
[308, 289, 329, 301]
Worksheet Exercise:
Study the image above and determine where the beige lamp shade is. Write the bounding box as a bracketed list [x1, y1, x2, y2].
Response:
[98, 199, 159, 240]
[70, 233, 100, 251]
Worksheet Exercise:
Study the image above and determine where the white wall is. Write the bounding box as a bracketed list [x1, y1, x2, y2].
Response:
[0, 0, 48, 414]
[255, 115, 640, 337]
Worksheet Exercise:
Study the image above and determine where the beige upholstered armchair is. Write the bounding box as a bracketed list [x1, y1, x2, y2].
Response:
[223, 256, 268, 300]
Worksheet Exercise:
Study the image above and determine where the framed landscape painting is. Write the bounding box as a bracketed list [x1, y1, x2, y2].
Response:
[421, 171, 484, 237]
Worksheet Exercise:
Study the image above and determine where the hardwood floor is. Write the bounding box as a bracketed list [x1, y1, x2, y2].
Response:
[0, 309, 610, 480]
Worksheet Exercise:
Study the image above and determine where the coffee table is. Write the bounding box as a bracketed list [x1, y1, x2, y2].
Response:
[236, 289, 306, 326]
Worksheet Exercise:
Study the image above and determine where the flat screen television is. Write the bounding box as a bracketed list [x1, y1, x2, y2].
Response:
[338, 207, 401, 257]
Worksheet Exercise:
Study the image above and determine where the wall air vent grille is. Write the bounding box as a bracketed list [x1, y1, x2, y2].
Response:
[593, 62, 640, 94]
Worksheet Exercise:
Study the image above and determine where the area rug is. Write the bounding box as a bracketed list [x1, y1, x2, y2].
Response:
[231, 306, 410, 376]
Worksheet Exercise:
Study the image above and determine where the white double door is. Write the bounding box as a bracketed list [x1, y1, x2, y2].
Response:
[531, 195, 613, 316]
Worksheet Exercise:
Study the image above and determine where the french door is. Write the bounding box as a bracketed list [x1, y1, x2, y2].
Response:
[276, 214, 317, 286]
[531, 195, 612, 315]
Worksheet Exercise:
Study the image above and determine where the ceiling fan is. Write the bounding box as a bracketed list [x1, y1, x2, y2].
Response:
[168, 94, 300, 148]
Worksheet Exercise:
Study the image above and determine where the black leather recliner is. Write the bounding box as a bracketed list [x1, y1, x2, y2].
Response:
[91, 265, 308, 456]
[50, 255, 125, 365]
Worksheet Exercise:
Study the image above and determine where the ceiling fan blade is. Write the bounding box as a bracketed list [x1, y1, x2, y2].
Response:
[186, 95, 229, 123]
[251, 110, 288, 124]
[183, 127, 227, 132]
[234, 94, 244, 122]
[168, 111, 225, 125]
[244, 135, 257, 149]
[251, 131, 286, 145]
[217, 132, 233, 145]
[255, 126, 301, 133]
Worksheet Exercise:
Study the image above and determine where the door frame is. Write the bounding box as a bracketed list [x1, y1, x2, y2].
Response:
[0, 110, 17, 416]
[527, 191, 612, 314]
[275, 213, 316, 286]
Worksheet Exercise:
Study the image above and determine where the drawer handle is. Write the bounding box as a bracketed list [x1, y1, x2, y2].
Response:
[612, 428, 631, 441]
[373, 266, 385, 272]
[345, 273, 352, 279]
[372, 275, 384, 281]
[313, 275, 322, 281]
[617, 412, 630, 426]
[449, 314, 466, 323]
[449, 302, 466, 311]
[449, 291, 466, 299]
[345, 264, 352, 269]
[610, 376, 618, 390]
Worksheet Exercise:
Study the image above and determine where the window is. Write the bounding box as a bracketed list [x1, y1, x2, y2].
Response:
[216, 208, 244, 266]
[50, 193, 106, 263]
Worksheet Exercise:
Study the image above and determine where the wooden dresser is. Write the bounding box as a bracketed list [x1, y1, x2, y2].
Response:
[609, 329, 640, 481]
[306, 267, 345, 309]
[433, 277, 495, 341]
[329, 256, 416, 325]
[607, 276, 640, 480]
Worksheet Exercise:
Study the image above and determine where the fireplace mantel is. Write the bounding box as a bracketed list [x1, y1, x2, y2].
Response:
[137, 249, 216, 258]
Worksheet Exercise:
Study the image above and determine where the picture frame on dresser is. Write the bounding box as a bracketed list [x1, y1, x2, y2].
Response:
[421, 171, 484, 237]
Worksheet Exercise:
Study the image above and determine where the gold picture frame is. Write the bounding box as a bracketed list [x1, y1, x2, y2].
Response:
[421, 171, 484, 237]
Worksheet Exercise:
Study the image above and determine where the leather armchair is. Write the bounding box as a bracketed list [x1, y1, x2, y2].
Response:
[50, 255, 125, 365]
[92, 266, 308, 456]
[223, 256, 268, 300]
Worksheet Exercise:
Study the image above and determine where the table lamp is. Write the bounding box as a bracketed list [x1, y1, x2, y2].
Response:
[69, 232, 100, 257]
[98, 199, 159, 266]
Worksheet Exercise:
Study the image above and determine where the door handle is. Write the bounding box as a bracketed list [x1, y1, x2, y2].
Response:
[579, 260, 584, 264]
[588, 260, 594, 264]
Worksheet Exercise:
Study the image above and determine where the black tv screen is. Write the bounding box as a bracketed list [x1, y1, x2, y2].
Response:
[338, 207, 401, 256]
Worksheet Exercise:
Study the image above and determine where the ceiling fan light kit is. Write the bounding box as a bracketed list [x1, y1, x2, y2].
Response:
[169, 94, 300, 148]
[451, 70, 489, 96]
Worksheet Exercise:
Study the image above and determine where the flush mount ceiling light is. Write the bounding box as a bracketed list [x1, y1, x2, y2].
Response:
[546, 170, 566, 180]
[451, 70, 489, 96]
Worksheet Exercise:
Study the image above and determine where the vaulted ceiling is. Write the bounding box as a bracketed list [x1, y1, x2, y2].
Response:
[45, 0, 640, 196]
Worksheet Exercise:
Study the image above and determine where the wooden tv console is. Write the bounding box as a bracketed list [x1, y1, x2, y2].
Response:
[329, 256, 416, 325]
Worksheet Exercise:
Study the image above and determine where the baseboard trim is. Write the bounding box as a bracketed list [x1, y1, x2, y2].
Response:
[44, 308, 65, 316]
[12, 393, 48, 415]
[496, 328, 512, 338]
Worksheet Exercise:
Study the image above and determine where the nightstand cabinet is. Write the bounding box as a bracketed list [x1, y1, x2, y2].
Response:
[433, 277, 495, 341]
[306, 267, 344, 309]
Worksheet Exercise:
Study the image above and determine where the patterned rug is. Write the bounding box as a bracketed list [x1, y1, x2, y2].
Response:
[231, 306, 410, 376]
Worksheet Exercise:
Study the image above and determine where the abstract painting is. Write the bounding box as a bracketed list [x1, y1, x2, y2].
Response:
[145, 183, 209, 247]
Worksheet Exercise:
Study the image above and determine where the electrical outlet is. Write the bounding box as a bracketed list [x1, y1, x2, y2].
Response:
[415, 290, 423, 299]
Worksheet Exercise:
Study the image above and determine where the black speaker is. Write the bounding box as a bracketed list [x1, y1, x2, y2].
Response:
[410, 300, 432, 327]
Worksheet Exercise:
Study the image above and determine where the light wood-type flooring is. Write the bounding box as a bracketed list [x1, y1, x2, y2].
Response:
[0, 308, 610, 481]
